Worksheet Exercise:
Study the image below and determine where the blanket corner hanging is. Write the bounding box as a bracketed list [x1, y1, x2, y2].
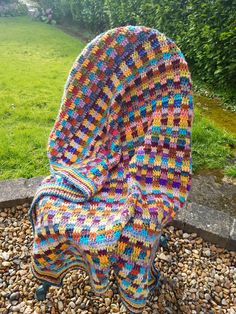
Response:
[29, 25, 194, 313]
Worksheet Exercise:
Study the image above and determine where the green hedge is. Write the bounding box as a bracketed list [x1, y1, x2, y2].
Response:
[0, 0, 27, 16]
[34, 0, 71, 20]
[35, 0, 236, 91]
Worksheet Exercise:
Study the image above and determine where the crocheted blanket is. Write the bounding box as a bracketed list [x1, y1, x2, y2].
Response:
[29, 25, 193, 313]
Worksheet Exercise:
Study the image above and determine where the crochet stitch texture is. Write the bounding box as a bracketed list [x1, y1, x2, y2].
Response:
[29, 25, 193, 313]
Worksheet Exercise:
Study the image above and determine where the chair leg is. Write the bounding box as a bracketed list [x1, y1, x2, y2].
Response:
[159, 234, 169, 248]
[149, 269, 162, 301]
[35, 282, 51, 301]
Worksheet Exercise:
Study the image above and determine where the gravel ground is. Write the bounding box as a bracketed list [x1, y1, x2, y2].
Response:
[0, 204, 235, 314]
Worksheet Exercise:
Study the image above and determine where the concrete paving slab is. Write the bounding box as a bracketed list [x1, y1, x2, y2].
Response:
[0, 176, 235, 250]
[171, 202, 235, 250]
[0, 176, 44, 208]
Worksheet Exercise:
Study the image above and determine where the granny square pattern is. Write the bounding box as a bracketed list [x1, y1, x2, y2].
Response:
[29, 25, 194, 313]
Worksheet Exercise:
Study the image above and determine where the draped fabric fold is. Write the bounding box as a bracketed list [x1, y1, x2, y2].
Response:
[29, 25, 193, 313]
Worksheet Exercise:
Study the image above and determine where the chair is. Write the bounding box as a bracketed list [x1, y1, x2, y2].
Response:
[29, 25, 193, 313]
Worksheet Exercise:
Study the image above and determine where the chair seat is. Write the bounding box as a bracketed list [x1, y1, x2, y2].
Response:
[31, 160, 171, 293]
[31, 162, 131, 288]
[34, 174, 131, 248]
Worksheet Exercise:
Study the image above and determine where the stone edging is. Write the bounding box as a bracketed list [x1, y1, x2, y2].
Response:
[0, 177, 235, 251]
[0, 176, 44, 209]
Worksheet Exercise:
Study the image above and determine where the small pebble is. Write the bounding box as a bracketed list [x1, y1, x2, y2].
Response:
[203, 249, 211, 257]
[11, 304, 21, 312]
[84, 285, 91, 292]
[221, 298, 227, 305]
[158, 253, 172, 262]
[80, 303, 86, 309]
[9, 291, 20, 301]
[69, 301, 76, 308]
[184, 249, 191, 255]
[1, 252, 10, 260]
[105, 289, 113, 299]
[110, 304, 119, 312]
[104, 297, 111, 307]
[58, 301, 64, 311]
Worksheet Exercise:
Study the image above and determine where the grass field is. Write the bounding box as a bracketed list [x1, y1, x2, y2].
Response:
[0, 16, 84, 179]
[0, 16, 235, 180]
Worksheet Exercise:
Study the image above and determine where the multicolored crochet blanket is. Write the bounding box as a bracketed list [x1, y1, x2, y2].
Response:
[29, 25, 193, 313]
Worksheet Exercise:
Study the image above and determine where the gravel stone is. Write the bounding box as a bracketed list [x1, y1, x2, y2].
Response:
[221, 298, 227, 305]
[58, 300, 64, 311]
[104, 297, 111, 307]
[203, 249, 211, 257]
[1, 251, 10, 260]
[0, 205, 235, 314]
[9, 291, 20, 301]
[11, 304, 21, 312]
[69, 301, 76, 308]
[183, 233, 190, 239]
[158, 253, 172, 262]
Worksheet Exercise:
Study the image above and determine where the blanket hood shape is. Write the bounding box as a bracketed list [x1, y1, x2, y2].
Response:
[29, 25, 194, 313]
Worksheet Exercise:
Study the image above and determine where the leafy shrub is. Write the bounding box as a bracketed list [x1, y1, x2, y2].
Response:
[0, 1, 27, 17]
[35, 0, 235, 94]
[69, 0, 108, 32]
[0, 0, 15, 3]
[34, 0, 71, 21]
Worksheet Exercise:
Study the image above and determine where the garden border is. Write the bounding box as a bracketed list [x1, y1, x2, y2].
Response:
[0, 177, 235, 251]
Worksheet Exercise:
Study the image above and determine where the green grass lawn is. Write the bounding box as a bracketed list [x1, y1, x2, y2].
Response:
[0, 16, 235, 180]
[0, 16, 85, 180]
